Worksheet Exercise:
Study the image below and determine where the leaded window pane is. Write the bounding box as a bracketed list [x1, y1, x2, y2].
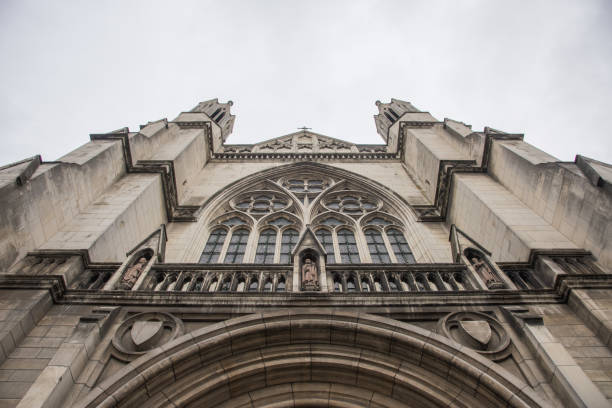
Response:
[199, 228, 227, 263]
[280, 229, 299, 263]
[337, 228, 360, 263]
[256, 229, 277, 264]
[315, 229, 335, 264]
[387, 228, 415, 264]
[224, 229, 249, 264]
[365, 229, 391, 263]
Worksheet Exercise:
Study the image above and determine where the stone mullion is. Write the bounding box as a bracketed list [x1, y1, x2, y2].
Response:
[355, 227, 371, 263]
[273, 228, 282, 264]
[258, 272, 265, 292]
[381, 229, 398, 263]
[217, 228, 233, 264]
[331, 228, 341, 264]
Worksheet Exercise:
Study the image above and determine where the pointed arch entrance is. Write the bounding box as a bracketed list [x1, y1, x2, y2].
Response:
[76, 311, 549, 408]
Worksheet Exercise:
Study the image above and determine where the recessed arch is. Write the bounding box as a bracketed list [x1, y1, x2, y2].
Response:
[76, 311, 549, 408]
[184, 162, 440, 263]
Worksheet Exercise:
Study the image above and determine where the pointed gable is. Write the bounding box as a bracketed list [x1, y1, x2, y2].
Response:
[126, 224, 167, 262]
[449, 224, 491, 263]
[248, 130, 358, 154]
[291, 226, 327, 257]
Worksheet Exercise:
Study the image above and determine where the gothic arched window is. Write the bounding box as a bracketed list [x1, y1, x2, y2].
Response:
[199, 228, 227, 263]
[204, 168, 421, 267]
[279, 229, 299, 263]
[224, 229, 249, 264]
[365, 229, 391, 263]
[315, 229, 335, 264]
[387, 228, 415, 264]
[337, 228, 360, 263]
[256, 229, 277, 264]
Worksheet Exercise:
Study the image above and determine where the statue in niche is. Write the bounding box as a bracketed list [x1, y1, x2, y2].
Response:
[118, 256, 148, 290]
[469, 254, 503, 289]
[301, 256, 320, 291]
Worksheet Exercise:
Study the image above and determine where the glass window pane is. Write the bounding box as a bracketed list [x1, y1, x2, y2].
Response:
[316, 229, 335, 264]
[387, 228, 415, 264]
[280, 229, 299, 263]
[365, 229, 390, 264]
[224, 229, 249, 263]
[199, 228, 227, 263]
[256, 229, 277, 264]
[337, 229, 359, 264]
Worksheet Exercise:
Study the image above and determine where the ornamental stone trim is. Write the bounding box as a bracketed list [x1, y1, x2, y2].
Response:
[74, 310, 550, 408]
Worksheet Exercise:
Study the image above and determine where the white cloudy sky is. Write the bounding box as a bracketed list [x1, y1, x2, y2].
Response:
[0, 1, 610, 165]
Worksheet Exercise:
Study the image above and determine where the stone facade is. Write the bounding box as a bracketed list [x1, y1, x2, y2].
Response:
[0, 98, 611, 407]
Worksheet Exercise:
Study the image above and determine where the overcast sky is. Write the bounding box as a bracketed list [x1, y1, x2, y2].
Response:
[0, 1, 610, 165]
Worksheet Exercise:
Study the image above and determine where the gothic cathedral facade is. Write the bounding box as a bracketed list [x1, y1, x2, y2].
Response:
[0, 99, 611, 407]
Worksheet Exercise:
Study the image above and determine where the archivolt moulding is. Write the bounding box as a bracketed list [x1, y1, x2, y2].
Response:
[77, 310, 549, 408]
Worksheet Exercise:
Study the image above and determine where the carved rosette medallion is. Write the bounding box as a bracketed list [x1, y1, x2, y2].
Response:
[438, 311, 510, 361]
[112, 312, 184, 360]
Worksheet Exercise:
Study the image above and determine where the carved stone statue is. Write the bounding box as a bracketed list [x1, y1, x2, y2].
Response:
[301, 257, 320, 291]
[118, 257, 148, 290]
[470, 256, 503, 289]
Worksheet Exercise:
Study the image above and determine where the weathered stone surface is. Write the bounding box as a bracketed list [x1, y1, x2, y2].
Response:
[1, 99, 611, 408]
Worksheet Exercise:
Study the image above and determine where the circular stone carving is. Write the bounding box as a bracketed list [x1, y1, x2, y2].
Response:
[438, 311, 510, 361]
[112, 312, 183, 360]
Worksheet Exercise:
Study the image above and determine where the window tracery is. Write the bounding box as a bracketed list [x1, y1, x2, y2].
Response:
[322, 192, 380, 217]
[199, 168, 419, 266]
[231, 191, 290, 217]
